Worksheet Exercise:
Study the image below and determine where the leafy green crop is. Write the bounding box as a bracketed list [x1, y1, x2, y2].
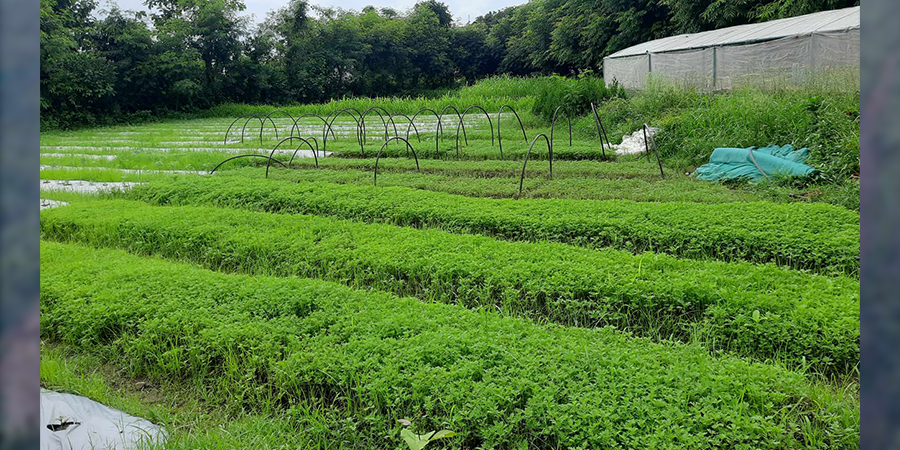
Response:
[127, 176, 859, 275]
[40, 241, 860, 449]
[41, 201, 860, 375]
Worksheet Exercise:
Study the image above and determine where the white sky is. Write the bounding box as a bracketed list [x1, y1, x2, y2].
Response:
[101, 0, 528, 26]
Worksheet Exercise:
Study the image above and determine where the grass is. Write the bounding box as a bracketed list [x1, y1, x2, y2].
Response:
[40, 153, 858, 207]
[39, 81, 860, 209]
[39, 191, 109, 210]
[41, 200, 860, 375]
[589, 76, 860, 181]
[41, 344, 364, 449]
[39, 167, 185, 183]
[40, 149, 254, 172]
[127, 176, 860, 275]
[41, 241, 860, 449]
[264, 166, 848, 205]
[39, 73, 861, 448]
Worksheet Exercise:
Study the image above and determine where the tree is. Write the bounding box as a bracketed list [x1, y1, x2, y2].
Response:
[41, 0, 117, 124]
[407, 2, 455, 89]
[145, 0, 248, 102]
[450, 23, 496, 81]
[40, 0, 856, 129]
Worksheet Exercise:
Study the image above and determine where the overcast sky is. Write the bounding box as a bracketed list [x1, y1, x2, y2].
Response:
[102, 0, 527, 26]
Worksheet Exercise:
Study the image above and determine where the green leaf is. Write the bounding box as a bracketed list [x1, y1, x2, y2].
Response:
[400, 428, 458, 450]
[400, 429, 429, 450]
[428, 430, 458, 440]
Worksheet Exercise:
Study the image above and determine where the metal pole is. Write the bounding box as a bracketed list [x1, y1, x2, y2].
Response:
[644, 124, 665, 178]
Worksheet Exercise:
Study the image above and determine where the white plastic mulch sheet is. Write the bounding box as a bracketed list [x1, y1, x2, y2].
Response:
[40, 179, 143, 193]
[40, 199, 68, 211]
[41, 389, 166, 450]
[613, 127, 659, 156]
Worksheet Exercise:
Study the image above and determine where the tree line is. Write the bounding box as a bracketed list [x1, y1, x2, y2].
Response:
[41, 0, 857, 128]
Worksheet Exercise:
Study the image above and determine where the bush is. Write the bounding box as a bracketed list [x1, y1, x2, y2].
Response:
[40, 200, 860, 375]
[41, 241, 860, 449]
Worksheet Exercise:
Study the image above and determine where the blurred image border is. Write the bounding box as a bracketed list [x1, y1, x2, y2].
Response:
[0, 0, 39, 448]
[0, 0, 892, 448]
[860, 0, 899, 448]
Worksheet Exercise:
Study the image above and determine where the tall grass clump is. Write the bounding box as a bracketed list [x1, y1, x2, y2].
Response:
[457, 75, 559, 99]
[531, 73, 626, 123]
[203, 75, 563, 119]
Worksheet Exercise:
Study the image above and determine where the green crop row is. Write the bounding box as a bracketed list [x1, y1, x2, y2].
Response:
[38, 164, 768, 204]
[327, 139, 610, 161]
[40, 241, 859, 449]
[42, 149, 663, 179]
[291, 154, 656, 177]
[128, 177, 860, 276]
[266, 167, 780, 203]
[40, 201, 860, 375]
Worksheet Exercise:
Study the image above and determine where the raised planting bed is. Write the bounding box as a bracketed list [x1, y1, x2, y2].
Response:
[41, 241, 859, 449]
[41, 201, 860, 375]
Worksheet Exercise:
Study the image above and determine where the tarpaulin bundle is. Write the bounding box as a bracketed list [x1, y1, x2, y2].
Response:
[693, 144, 817, 182]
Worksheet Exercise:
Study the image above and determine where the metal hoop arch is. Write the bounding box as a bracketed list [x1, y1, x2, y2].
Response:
[290, 114, 336, 151]
[406, 108, 442, 155]
[550, 105, 573, 155]
[391, 113, 421, 144]
[326, 107, 365, 155]
[363, 106, 399, 139]
[286, 136, 320, 164]
[438, 105, 468, 146]
[267, 136, 319, 177]
[224, 113, 258, 145]
[209, 154, 286, 175]
[374, 137, 419, 186]
[241, 113, 278, 146]
[497, 104, 527, 160]
[224, 113, 267, 145]
[260, 110, 295, 144]
[590, 102, 613, 159]
[286, 137, 319, 167]
[643, 123, 665, 178]
[325, 107, 363, 143]
[390, 113, 422, 158]
[458, 104, 495, 146]
[517, 133, 552, 198]
[359, 108, 384, 144]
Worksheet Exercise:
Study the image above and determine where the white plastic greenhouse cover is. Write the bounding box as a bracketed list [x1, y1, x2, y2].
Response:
[603, 6, 859, 90]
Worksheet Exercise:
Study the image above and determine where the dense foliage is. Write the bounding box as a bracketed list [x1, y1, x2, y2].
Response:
[41, 241, 859, 448]
[40, 200, 860, 375]
[127, 176, 860, 275]
[41, 0, 857, 128]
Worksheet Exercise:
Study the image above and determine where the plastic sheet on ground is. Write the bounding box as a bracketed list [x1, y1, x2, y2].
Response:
[40, 199, 68, 210]
[41, 389, 166, 450]
[613, 127, 659, 155]
[40, 179, 143, 193]
[693, 144, 817, 182]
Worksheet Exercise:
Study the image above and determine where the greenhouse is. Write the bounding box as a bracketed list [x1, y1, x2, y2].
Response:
[603, 6, 860, 90]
